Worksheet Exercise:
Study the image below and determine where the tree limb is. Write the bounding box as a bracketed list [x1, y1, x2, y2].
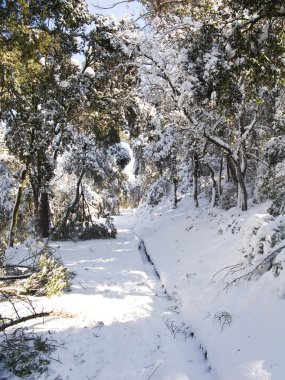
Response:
[203, 129, 234, 157]
[0, 311, 76, 332]
[224, 241, 285, 290]
[92, 0, 135, 10]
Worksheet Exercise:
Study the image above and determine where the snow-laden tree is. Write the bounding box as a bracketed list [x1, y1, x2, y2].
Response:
[0, 0, 91, 245]
[50, 131, 130, 240]
[1, 9, 138, 245]
[0, 0, 91, 114]
[127, 1, 285, 211]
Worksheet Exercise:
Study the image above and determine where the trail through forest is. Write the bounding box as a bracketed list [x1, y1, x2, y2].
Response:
[7, 211, 215, 380]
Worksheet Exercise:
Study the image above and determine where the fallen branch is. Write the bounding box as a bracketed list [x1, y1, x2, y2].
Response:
[213, 262, 244, 279]
[0, 311, 76, 332]
[223, 241, 285, 291]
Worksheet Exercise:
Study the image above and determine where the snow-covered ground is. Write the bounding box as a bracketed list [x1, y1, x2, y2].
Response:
[2, 199, 285, 380]
[1, 211, 214, 380]
[135, 198, 285, 380]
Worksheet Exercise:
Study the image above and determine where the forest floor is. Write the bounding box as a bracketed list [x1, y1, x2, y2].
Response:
[0, 211, 214, 380]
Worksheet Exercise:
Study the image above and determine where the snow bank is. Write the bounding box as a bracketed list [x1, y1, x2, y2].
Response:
[135, 197, 285, 380]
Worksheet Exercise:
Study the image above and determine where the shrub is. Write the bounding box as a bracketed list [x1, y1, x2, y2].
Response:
[218, 182, 237, 210]
[24, 250, 71, 297]
[147, 178, 172, 206]
[0, 328, 54, 378]
[52, 219, 117, 242]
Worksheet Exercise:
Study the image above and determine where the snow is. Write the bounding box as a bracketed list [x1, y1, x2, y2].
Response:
[121, 141, 136, 183]
[135, 198, 285, 380]
[2, 200, 285, 380]
[83, 67, 95, 78]
[1, 212, 212, 380]
[275, 160, 285, 178]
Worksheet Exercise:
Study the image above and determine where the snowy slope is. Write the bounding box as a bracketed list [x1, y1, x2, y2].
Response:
[135, 197, 285, 380]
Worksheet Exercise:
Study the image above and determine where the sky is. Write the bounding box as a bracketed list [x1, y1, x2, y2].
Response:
[87, 0, 143, 20]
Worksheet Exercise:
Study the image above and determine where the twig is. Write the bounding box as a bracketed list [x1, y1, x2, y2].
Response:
[147, 363, 161, 380]
[79, 281, 86, 289]
[93, 0, 135, 10]
[223, 241, 285, 291]
[47, 355, 62, 364]
[213, 262, 244, 278]
[213, 311, 232, 331]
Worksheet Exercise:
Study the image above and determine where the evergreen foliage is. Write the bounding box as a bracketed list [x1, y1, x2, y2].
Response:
[0, 329, 54, 378]
[0, 4, 137, 248]
[0, 0, 284, 251]
[130, 0, 285, 213]
[24, 249, 71, 296]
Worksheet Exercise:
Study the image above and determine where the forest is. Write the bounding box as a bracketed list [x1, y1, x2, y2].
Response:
[0, 0, 285, 248]
[0, 0, 285, 379]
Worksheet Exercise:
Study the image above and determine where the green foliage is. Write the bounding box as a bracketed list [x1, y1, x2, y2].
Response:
[0, 328, 54, 378]
[261, 136, 285, 215]
[0, 6, 137, 243]
[0, 0, 91, 243]
[228, 0, 285, 15]
[261, 174, 285, 216]
[140, 0, 213, 19]
[0, 159, 15, 253]
[0, 0, 90, 109]
[218, 182, 237, 211]
[52, 219, 117, 242]
[24, 250, 70, 296]
[136, 0, 284, 212]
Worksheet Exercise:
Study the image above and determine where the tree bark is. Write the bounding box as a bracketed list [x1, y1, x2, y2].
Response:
[172, 176, 178, 208]
[8, 169, 27, 248]
[60, 169, 85, 230]
[218, 157, 223, 196]
[226, 155, 238, 183]
[227, 155, 248, 211]
[235, 159, 248, 211]
[38, 192, 50, 238]
[203, 129, 248, 211]
[192, 151, 199, 208]
[207, 163, 217, 207]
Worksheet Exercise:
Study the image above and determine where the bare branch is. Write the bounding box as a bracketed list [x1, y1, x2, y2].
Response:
[92, 0, 135, 10]
[240, 11, 285, 31]
[236, 112, 257, 152]
[247, 152, 270, 169]
[223, 241, 285, 291]
[203, 129, 234, 157]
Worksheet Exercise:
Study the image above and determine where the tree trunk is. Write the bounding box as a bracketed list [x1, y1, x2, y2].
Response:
[172, 176, 178, 209]
[218, 157, 223, 197]
[203, 127, 250, 212]
[207, 164, 217, 208]
[31, 179, 40, 237]
[236, 163, 248, 211]
[8, 169, 27, 248]
[228, 155, 248, 211]
[192, 151, 199, 208]
[60, 169, 85, 230]
[226, 155, 238, 183]
[38, 192, 50, 238]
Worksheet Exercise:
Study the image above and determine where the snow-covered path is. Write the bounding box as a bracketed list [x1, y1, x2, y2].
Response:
[12, 213, 215, 380]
